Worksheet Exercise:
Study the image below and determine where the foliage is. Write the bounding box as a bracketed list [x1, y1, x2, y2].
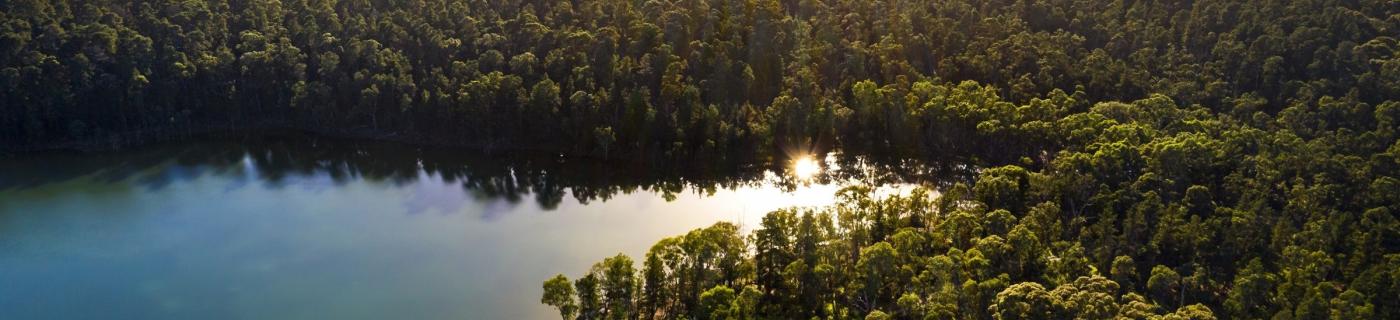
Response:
[7, 0, 1397, 164]
[0, 1, 1396, 318]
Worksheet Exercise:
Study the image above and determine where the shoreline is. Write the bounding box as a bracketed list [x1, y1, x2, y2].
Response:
[6, 125, 604, 160]
[0, 124, 772, 170]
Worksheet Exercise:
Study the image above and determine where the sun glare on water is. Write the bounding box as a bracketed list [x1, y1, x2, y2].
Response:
[791, 155, 821, 180]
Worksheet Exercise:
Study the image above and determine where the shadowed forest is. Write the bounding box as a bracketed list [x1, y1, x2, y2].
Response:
[2, 0, 1398, 319]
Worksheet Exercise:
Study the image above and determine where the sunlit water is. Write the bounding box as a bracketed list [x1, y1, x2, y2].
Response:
[0, 138, 929, 319]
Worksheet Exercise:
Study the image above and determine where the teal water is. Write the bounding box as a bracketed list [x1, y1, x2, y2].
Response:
[0, 137, 879, 319]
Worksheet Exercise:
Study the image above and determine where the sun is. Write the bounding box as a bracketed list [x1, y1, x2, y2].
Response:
[791, 155, 821, 180]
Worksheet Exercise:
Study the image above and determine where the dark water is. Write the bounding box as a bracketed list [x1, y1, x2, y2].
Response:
[0, 137, 959, 319]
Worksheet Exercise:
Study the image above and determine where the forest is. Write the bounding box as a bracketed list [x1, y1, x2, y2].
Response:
[2, 0, 1398, 319]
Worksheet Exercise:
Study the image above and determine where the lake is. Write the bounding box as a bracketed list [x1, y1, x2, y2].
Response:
[0, 136, 954, 319]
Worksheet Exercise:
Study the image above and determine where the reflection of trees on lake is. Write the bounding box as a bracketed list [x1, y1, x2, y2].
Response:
[1, 135, 978, 211]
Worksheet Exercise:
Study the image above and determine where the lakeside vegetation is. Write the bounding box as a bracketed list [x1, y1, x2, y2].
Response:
[2, 0, 1398, 319]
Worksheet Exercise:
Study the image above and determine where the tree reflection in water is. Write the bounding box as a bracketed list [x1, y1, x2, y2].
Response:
[0, 134, 980, 213]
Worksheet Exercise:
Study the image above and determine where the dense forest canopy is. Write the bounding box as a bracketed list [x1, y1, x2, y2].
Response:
[2, 0, 1399, 319]
[6, 0, 1396, 160]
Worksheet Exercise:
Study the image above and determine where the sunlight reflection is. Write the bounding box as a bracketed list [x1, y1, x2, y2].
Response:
[791, 155, 821, 181]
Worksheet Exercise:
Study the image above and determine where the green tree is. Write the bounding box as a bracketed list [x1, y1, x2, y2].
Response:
[991, 282, 1055, 319]
[599, 254, 637, 319]
[1148, 265, 1182, 309]
[543, 274, 579, 319]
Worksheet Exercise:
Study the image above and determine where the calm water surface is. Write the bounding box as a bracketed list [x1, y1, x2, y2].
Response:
[0, 137, 934, 319]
